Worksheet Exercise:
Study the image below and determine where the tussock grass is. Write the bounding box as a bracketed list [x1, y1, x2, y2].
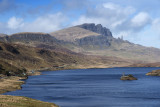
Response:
[0, 95, 58, 107]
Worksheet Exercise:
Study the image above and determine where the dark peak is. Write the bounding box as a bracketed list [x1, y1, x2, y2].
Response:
[77, 23, 112, 37]
[96, 24, 102, 28]
[0, 33, 7, 37]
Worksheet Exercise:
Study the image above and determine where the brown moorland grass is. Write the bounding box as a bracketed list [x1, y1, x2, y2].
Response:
[0, 95, 58, 107]
[0, 76, 25, 94]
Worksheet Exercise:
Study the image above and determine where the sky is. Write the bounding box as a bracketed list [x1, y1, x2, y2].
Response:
[0, 0, 160, 48]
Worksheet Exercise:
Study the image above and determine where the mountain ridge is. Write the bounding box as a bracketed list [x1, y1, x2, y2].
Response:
[0, 23, 160, 63]
[77, 23, 113, 37]
[50, 23, 160, 62]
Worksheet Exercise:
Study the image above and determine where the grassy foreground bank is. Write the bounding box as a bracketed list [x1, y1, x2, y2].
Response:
[0, 76, 58, 107]
[0, 95, 58, 107]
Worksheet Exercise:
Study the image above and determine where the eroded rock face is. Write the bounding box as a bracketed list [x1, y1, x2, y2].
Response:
[9, 33, 57, 43]
[77, 23, 113, 37]
[0, 32, 59, 44]
[75, 35, 111, 49]
[74, 23, 113, 49]
[146, 69, 160, 76]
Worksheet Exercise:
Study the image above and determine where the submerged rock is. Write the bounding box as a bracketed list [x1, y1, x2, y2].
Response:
[146, 69, 160, 76]
[120, 74, 137, 80]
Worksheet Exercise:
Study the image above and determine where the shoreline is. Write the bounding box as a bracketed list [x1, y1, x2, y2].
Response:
[0, 71, 58, 107]
[1, 66, 160, 107]
[1, 65, 157, 94]
[0, 76, 26, 94]
[0, 65, 114, 107]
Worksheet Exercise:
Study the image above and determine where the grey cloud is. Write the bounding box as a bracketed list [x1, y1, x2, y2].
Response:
[0, 0, 16, 13]
[115, 12, 152, 33]
[27, 3, 55, 16]
[73, 2, 152, 37]
[61, 0, 90, 10]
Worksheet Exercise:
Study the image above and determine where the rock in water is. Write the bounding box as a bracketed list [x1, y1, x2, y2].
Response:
[120, 74, 137, 80]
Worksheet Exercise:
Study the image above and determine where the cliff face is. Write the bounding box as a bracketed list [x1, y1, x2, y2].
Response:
[77, 23, 113, 37]
[75, 23, 113, 49]
[4, 32, 58, 43]
[50, 23, 113, 50]
[0, 32, 64, 51]
[75, 35, 111, 49]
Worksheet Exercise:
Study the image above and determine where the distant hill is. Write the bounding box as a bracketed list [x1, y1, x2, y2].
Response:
[50, 23, 160, 63]
[129, 62, 160, 67]
[0, 23, 160, 63]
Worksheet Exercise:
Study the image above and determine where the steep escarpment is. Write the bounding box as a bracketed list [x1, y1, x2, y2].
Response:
[50, 23, 114, 50]
[77, 23, 112, 37]
[0, 32, 71, 53]
[0, 32, 59, 45]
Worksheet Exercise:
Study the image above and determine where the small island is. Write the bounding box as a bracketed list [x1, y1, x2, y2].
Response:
[146, 69, 160, 76]
[120, 73, 137, 80]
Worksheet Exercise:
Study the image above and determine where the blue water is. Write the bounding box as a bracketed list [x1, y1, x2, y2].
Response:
[3, 67, 160, 107]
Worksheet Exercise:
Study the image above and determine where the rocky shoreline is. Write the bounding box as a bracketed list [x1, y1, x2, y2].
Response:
[1, 67, 159, 107]
[0, 71, 58, 107]
[146, 69, 160, 76]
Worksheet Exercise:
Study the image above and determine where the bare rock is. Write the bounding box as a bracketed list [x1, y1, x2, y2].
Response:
[146, 69, 160, 76]
[120, 74, 137, 80]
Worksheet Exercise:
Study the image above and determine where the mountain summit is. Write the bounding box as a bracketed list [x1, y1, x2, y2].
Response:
[77, 23, 112, 37]
[50, 23, 160, 62]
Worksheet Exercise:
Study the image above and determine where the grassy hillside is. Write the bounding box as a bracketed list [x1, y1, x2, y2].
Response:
[85, 39, 160, 62]
[0, 95, 58, 107]
[0, 41, 132, 77]
[0, 41, 84, 74]
[50, 27, 100, 42]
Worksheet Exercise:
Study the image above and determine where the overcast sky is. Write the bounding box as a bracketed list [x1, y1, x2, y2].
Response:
[0, 0, 160, 48]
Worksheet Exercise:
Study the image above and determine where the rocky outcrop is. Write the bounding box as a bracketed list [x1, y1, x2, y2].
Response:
[77, 23, 113, 37]
[75, 35, 111, 49]
[120, 74, 137, 80]
[74, 23, 113, 49]
[50, 23, 113, 50]
[146, 69, 160, 76]
[7, 32, 58, 43]
[0, 32, 61, 46]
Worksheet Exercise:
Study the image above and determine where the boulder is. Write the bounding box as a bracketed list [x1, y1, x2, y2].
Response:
[120, 74, 137, 80]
